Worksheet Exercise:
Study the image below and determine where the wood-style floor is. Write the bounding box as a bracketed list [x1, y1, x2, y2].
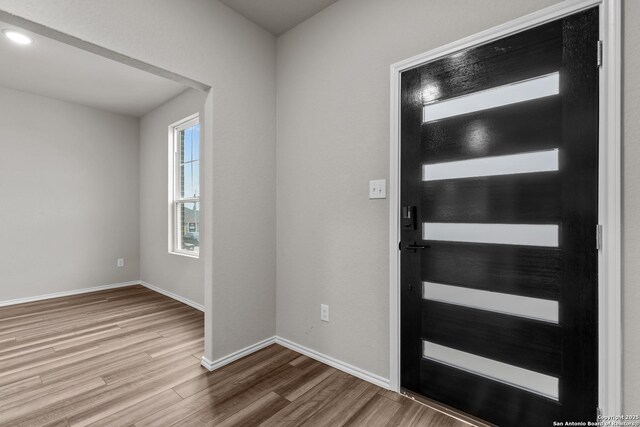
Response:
[0, 285, 470, 426]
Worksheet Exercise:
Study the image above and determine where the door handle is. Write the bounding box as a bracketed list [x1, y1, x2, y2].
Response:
[405, 244, 429, 250]
[402, 242, 430, 252]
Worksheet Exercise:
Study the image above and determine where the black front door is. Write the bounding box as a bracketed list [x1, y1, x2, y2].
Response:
[400, 9, 599, 426]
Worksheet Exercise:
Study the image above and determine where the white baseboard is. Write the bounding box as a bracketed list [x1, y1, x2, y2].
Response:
[0, 281, 140, 308]
[275, 336, 390, 390]
[199, 334, 390, 391]
[201, 336, 276, 371]
[139, 281, 204, 312]
[0, 280, 205, 313]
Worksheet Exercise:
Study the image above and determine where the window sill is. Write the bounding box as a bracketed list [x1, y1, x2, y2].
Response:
[169, 251, 200, 259]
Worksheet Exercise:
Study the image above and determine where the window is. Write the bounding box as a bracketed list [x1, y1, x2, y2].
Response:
[170, 114, 200, 257]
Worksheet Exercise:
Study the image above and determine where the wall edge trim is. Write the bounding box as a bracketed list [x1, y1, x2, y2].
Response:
[201, 336, 277, 371]
[200, 335, 391, 390]
[0, 281, 140, 307]
[275, 336, 390, 390]
[139, 281, 204, 312]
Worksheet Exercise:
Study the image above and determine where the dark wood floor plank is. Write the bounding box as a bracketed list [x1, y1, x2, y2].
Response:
[41, 350, 152, 386]
[386, 398, 431, 427]
[274, 359, 336, 401]
[0, 373, 102, 414]
[102, 352, 200, 386]
[260, 371, 357, 426]
[0, 375, 42, 400]
[0, 377, 107, 425]
[214, 391, 291, 427]
[171, 344, 294, 400]
[0, 345, 99, 380]
[18, 364, 207, 426]
[136, 351, 301, 426]
[344, 393, 403, 427]
[87, 389, 183, 427]
[301, 379, 380, 426]
[176, 363, 304, 426]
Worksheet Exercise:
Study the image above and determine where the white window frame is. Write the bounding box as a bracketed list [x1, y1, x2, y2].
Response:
[169, 113, 200, 258]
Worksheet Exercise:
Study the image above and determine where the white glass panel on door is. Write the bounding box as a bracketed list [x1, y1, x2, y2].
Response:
[422, 72, 560, 123]
[422, 342, 559, 400]
[422, 149, 559, 182]
[422, 223, 559, 247]
[422, 282, 558, 323]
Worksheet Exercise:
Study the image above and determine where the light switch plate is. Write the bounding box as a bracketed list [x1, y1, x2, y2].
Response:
[369, 179, 387, 199]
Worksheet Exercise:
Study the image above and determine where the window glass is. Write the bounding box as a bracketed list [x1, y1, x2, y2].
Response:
[177, 201, 200, 254]
[171, 116, 200, 257]
[179, 124, 200, 198]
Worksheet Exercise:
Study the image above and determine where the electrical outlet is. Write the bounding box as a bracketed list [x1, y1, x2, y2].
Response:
[320, 304, 329, 322]
[117, 258, 125, 268]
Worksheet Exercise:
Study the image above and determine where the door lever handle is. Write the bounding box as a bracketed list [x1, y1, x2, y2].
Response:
[402, 242, 430, 251]
[405, 244, 429, 250]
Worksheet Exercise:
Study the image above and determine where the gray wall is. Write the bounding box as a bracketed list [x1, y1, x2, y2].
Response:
[0, 85, 140, 301]
[0, 0, 278, 362]
[276, 0, 639, 412]
[139, 89, 206, 307]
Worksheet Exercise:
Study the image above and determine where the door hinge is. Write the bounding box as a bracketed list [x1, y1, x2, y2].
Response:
[596, 224, 603, 251]
[597, 40, 603, 68]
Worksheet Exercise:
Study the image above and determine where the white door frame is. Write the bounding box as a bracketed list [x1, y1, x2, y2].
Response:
[389, 0, 622, 416]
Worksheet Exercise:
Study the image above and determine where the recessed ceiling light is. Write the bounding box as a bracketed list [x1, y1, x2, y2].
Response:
[2, 29, 33, 45]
